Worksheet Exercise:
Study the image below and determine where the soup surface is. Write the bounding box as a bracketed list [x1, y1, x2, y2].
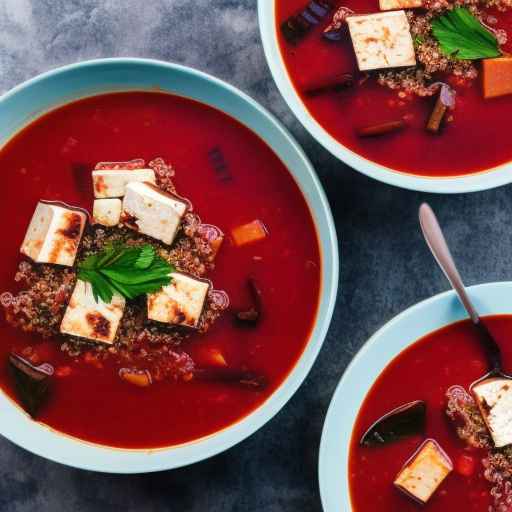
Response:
[349, 315, 512, 511]
[276, 0, 512, 176]
[0, 92, 321, 448]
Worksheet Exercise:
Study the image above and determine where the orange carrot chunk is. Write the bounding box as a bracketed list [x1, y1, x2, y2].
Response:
[119, 368, 152, 388]
[483, 57, 512, 99]
[231, 220, 268, 247]
[196, 348, 228, 368]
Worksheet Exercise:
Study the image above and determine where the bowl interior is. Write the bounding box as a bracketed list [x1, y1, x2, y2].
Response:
[0, 58, 338, 473]
[318, 281, 512, 511]
[257, 0, 512, 193]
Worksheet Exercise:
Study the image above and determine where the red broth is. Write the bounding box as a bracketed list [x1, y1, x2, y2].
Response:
[0, 92, 321, 449]
[276, 0, 512, 176]
[348, 315, 512, 511]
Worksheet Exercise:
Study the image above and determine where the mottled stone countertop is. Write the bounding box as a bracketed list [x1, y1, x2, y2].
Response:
[1, 1, 511, 511]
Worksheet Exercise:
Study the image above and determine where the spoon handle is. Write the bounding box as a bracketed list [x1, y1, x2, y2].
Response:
[419, 203, 478, 323]
[419, 203, 502, 373]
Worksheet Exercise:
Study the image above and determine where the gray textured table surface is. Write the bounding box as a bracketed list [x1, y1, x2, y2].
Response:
[1, 1, 511, 511]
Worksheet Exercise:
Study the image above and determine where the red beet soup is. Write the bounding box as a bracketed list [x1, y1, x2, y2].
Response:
[0, 91, 321, 449]
[350, 315, 512, 511]
[276, 0, 512, 176]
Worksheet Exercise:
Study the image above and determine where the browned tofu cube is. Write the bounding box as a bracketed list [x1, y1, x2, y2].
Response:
[347, 11, 416, 72]
[472, 377, 512, 448]
[483, 57, 512, 99]
[380, 0, 422, 10]
[394, 439, 453, 504]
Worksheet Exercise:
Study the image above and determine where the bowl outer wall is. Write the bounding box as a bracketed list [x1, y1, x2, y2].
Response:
[318, 281, 512, 511]
[0, 58, 339, 473]
[258, 0, 512, 193]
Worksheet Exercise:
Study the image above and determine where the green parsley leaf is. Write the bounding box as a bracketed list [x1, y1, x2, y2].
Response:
[432, 7, 501, 60]
[414, 35, 425, 47]
[135, 245, 155, 269]
[77, 244, 174, 303]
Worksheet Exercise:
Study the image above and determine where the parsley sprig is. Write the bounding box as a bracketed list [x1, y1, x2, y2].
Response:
[78, 243, 174, 303]
[432, 7, 501, 60]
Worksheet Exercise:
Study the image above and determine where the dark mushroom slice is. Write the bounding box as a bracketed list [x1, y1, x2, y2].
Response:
[426, 83, 456, 134]
[281, 1, 333, 45]
[71, 162, 94, 200]
[360, 400, 426, 447]
[234, 277, 263, 327]
[303, 73, 354, 97]
[356, 120, 406, 138]
[194, 368, 267, 391]
[208, 146, 232, 183]
[236, 308, 259, 323]
[8, 353, 54, 418]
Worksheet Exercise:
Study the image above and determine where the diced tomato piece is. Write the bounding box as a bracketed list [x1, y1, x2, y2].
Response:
[83, 351, 103, 369]
[456, 454, 477, 477]
[210, 236, 224, 256]
[55, 366, 72, 378]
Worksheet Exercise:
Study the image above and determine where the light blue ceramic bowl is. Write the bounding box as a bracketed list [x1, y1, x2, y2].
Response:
[0, 58, 339, 473]
[258, 1, 512, 193]
[319, 282, 512, 511]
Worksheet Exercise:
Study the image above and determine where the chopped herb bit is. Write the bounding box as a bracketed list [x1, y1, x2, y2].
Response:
[432, 7, 501, 61]
[414, 35, 425, 46]
[78, 243, 174, 303]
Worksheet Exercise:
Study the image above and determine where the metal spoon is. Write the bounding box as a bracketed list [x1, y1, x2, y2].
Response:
[418, 203, 508, 379]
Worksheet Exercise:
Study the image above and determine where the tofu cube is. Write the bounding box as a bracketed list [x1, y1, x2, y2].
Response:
[60, 280, 125, 344]
[92, 168, 156, 198]
[121, 182, 188, 245]
[20, 201, 87, 267]
[93, 199, 122, 227]
[472, 377, 512, 448]
[380, 0, 422, 10]
[147, 273, 210, 328]
[347, 11, 416, 72]
[394, 439, 452, 504]
[482, 57, 512, 99]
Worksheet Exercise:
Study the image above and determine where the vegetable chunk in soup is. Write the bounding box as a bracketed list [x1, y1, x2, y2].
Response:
[0, 92, 321, 449]
[276, 0, 512, 176]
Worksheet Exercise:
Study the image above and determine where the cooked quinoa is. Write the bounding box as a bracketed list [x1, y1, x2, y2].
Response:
[2, 158, 228, 381]
[446, 385, 512, 511]
[377, 0, 510, 96]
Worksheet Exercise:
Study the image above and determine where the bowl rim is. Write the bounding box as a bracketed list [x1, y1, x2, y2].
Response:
[0, 57, 339, 473]
[318, 281, 512, 511]
[258, 0, 512, 194]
